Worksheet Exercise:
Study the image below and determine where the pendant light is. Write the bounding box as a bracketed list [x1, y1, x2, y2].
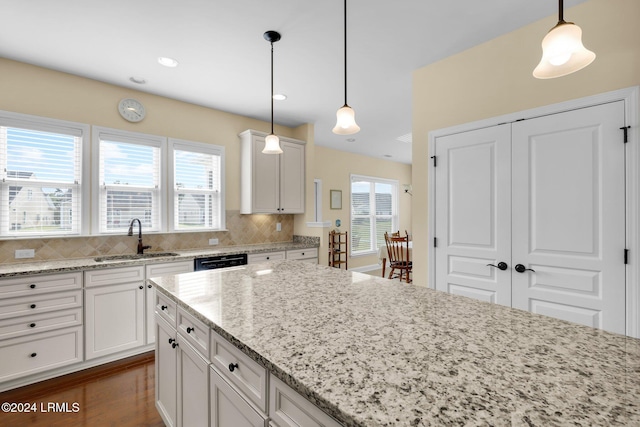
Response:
[533, 0, 595, 79]
[263, 30, 283, 154]
[333, 0, 360, 135]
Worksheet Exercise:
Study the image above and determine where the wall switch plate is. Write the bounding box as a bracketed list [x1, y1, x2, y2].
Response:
[276, 222, 282, 232]
[208, 238, 219, 245]
[15, 249, 35, 259]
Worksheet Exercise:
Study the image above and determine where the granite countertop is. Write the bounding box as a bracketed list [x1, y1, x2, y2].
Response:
[149, 260, 640, 427]
[0, 241, 317, 278]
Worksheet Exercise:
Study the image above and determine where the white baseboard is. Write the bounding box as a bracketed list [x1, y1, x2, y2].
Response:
[349, 264, 381, 273]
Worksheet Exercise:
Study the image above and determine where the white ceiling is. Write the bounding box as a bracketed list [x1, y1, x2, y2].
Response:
[0, 0, 586, 164]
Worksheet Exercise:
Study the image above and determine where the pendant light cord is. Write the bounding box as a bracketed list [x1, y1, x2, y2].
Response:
[558, 0, 564, 23]
[270, 41, 275, 134]
[343, 0, 348, 107]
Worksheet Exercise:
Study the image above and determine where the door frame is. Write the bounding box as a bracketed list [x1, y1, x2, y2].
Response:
[427, 86, 640, 338]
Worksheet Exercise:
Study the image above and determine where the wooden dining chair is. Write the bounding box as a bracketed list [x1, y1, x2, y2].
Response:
[384, 231, 412, 283]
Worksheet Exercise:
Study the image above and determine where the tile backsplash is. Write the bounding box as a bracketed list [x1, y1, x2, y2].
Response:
[0, 211, 293, 264]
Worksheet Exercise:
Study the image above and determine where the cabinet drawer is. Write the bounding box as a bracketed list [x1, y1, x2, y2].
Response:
[146, 260, 193, 278]
[177, 307, 209, 359]
[210, 329, 267, 413]
[286, 248, 318, 261]
[210, 366, 266, 427]
[84, 266, 144, 288]
[0, 326, 83, 382]
[270, 374, 343, 427]
[156, 291, 177, 328]
[0, 308, 82, 340]
[0, 290, 82, 321]
[0, 272, 82, 298]
[247, 251, 285, 264]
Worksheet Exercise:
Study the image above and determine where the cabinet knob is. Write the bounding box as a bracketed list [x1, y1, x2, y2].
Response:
[186, 327, 194, 334]
[29, 323, 36, 328]
[148, 284, 152, 288]
[161, 305, 168, 311]
[168, 338, 175, 344]
[30, 353, 37, 358]
[172, 342, 179, 349]
[29, 284, 36, 289]
[30, 304, 36, 309]
[228, 363, 239, 372]
[139, 285, 144, 290]
[301, 253, 305, 256]
[266, 257, 270, 260]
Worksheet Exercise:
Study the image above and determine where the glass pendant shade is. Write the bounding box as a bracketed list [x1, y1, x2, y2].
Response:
[263, 133, 283, 154]
[533, 22, 595, 79]
[332, 105, 360, 135]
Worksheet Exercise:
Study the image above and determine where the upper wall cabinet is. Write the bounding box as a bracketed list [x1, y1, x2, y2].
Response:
[239, 130, 306, 214]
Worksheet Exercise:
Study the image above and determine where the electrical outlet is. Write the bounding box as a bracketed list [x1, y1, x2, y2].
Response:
[276, 222, 282, 232]
[208, 238, 219, 245]
[15, 249, 35, 259]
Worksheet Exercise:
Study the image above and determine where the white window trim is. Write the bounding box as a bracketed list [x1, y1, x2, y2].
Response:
[91, 126, 167, 235]
[350, 174, 399, 257]
[0, 110, 90, 238]
[168, 138, 226, 232]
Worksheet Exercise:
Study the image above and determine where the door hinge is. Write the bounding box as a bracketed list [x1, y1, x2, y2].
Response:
[434, 237, 438, 248]
[624, 249, 629, 264]
[431, 155, 437, 167]
[620, 126, 630, 143]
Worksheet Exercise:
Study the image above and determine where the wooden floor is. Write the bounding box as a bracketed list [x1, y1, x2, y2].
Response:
[0, 352, 164, 427]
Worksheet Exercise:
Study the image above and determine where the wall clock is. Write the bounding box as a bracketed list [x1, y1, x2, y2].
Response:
[118, 98, 146, 122]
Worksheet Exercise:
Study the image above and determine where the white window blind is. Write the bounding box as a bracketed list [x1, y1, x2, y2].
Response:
[95, 128, 163, 234]
[0, 116, 85, 237]
[351, 175, 398, 255]
[169, 139, 224, 231]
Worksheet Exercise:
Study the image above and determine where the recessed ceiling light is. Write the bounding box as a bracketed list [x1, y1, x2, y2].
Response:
[273, 94, 287, 101]
[346, 138, 356, 142]
[158, 57, 179, 67]
[396, 133, 412, 143]
[129, 76, 146, 84]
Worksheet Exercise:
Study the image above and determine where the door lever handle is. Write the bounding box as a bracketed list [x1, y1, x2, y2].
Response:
[486, 262, 508, 271]
[515, 264, 535, 273]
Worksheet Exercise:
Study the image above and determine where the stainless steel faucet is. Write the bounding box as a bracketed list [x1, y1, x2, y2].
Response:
[127, 218, 151, 255]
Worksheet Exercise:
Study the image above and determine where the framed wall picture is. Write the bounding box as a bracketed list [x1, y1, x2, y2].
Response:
[330, 190, 342, 209]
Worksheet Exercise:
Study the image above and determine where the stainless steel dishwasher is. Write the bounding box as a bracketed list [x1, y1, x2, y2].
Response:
[194, 253, 248, 271]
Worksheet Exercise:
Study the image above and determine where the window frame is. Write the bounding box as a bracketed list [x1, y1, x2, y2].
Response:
[0, 110, 90, 239]
[168, 138, 226, 232]
[91, 126, 167, 235]
[350, 174, 399, 256]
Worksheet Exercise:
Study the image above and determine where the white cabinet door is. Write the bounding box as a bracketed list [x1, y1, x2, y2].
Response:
[240, 129, 306, 214]
[251, 134, 280, 214]
[434, 124, 512, 306]
[279, 141, 305, 214]
[210, 366, 266, 427]
[511, 101, 626, 334]
[155, 315, 177, 427]
[433, 101, 627, 334]
[177, 338, 209, 427]
[85, 282, 145, 359]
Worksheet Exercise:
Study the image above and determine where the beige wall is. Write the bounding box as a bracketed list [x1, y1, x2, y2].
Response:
[412, 0, 640, 286]
[294, 145, 412, 268]
[0, 58, 410, 265]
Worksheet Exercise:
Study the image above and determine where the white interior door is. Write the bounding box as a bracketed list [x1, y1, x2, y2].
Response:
[434, 125, 512, 305]
[511, 101, 626, 334]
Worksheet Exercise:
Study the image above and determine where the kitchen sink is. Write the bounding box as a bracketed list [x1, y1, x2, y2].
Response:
[94, 252, 180, 262]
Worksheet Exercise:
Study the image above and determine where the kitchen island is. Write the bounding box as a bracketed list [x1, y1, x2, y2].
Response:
[149, 260, 640, 426]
